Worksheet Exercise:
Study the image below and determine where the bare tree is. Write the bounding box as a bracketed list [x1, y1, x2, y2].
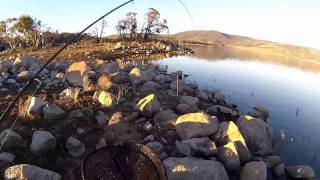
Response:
[143, 8, 169, 40]
[92, 18, 107, 43]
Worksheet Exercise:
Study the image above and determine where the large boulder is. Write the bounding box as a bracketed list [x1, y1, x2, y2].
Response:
[175, 137, 217, 157]
[66, 61, 90, 87]
[163, 157, 228, 180]
[66, 137, 86, 157]
[142, 81, 162, 91]
[286, 165, 316, 179]
[251, 105, 269, 122]
[153, 110, 178, 127]
[4, 164, 61, 180]
[30, 131, 56, 155]
[98, 91, 116, 108]
[43, 104, 65, 120]
[136, 94, 161, 118]
[141, 68, 157, 82]
[240, 161, 267, 180]
[237, 115, 274, 156]
[0, 129, 23, 149]
[179, 96, 199, 112]
[176, 113, 219, 140]
[217, 142, 241, 171]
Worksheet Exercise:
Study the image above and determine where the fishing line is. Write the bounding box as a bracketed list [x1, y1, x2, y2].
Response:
[177, 0, 194, 23]
[0, 0, 134, 123]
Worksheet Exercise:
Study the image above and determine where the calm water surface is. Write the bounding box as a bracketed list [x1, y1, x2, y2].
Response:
[154, 45, 320, 176]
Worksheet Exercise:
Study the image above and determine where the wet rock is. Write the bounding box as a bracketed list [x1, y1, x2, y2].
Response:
[146, 141, 164, 154]
[27, 97, 48, 118]
[43, 103, 65, 120]
[273, 163, 286, 177]
[179, 96, 199, 112]
[240, 161, 267, 180]
[0, 129, 23, 149]
[136, 94, 161, 118]
[153, 110, 178, 127]
[123, 111, 139, 122]
[263, 155, 281, 169]
[237, 115, 274, 156]
[30, 131, 56, 155]
[66, 61, 90, 87]
[175, 103, 194, 114]
[195, 90, 209, 101]
[0, 152, 15, 163]
[142, 81, 162, 91]
[96, 111, 109, 126]
[98, 91, 116, 108]
[176, 113, 219, 140]
[163, 157, 228, 180]
[97, 73, 113, 91]
[66, 137, 86, 157]
[4, 164, 61, 180]
[286, 165, 316, 179]
[251, 105, 270, 122]
[217, 142, 241, 171]
[175, 137, 217, 157]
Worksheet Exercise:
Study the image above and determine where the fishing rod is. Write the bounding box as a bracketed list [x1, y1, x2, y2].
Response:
[0, 0, 134, 122]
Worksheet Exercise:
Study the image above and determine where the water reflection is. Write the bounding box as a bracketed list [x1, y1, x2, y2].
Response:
[153, 46, 320, 176]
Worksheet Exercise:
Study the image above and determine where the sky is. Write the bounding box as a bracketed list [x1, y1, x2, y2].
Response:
[1, 0, 320, 49]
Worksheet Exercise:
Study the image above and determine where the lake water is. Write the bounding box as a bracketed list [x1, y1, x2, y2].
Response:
[154, 45, 320, 176]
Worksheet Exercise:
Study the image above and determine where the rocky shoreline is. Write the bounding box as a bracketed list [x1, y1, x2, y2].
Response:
[0, 54, 317, 179]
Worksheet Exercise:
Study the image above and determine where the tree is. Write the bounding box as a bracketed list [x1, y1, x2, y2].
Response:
[116, 19, 128, 39]
[92, 18, 107, 43]
[125, 12, 137, 38]
[14, 15, 43, 48]
[144, 8, 169, 40]
[0, 18, 21, 49]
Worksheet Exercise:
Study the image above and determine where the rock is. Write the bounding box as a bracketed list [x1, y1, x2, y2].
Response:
[263, 155, 281, 169]
[170, 80, 185, 94]
[286, 165, 316, 179]
[68, 109, 84, 119]
[214, 91, 226, 103]
[179, 96, 199, 112]
[0, 152, 15, 163]
[43, 104, 65, 120]
[136, 94, 161, 118]
[123, 112, 139, 122]
[104, 122, 142, 144]
[206, 105, 238, 117]
[55, 72, 66, 81]
[176, 113, 219, 140]
[143, 134, 155, 143]
[163, 157, 228, 180]
[217, 141, 241, 171]
[98, 91, 116, 108]
[4, 164, 61, 180]
[153, 110, 178, 127]
[143, 121, 153, 132]
[98, 62, 119, 75]
[27, 97, 48, 117]
[175, 103, 194, 114]
[141, 68, 157, 82]
[30, 131, 56, 155]
[60, 87, 76, 98]
[0, 129, 23, 149]
[211, 121, 229, 146]
[76, 128, 86, 135]
[273, 163, 286, 177]
[176, 137, 217, 157]
[66, 137, 86, 157]
[96, 111, 109, 126]
[97, 73, 113, 91]
[251, 105, 269, 122]
[129, 67, 141, 77]
[108, 112, 122, 125]
[195, 90, 210, 101]
[6, 78, 16, 84]
[142, 81, 162, 90]
[96, 138, 107, 150]
[154, 74, 166, 84]
[240, 161, 267, 180]
[159, 152, 168, 160]
[0, 60, 12, 74]
[17, 70, 33, 81]
[146, 141, 164, 154]
[66, 61, 90, 87]
[237, 115, 274, 156]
